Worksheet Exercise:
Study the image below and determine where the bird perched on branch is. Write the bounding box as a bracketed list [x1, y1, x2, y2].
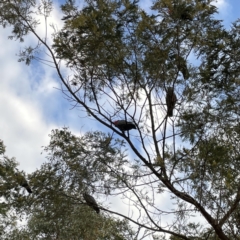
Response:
[166, 87, 177, 117]
[113, 120, 136, 131]
[178, 58, 189, 80]
[15, 172, 32, 194]
[170, 54, 189, 80]
[83, 192, 100, 214]
[180, 11, 193, 21]
[168, 5, 193, 21]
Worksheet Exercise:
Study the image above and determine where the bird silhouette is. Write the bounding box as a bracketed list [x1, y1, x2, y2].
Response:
[166, 87, 177, 117]
[15, 172, 32, 193]
[83, 192, 100, 214]
[113, 120, 136, 131]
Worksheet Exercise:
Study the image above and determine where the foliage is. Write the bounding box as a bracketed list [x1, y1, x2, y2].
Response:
[1, 0, 240, 239]
[0, 136, 135, 239]
[0, 139, 32, 239]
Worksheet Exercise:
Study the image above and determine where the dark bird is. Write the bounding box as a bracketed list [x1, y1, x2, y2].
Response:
[168, 5, 193, 21]
[83, 192, 100, 214]
[178, 61, 189, 80]
[170, 54, 189, 80]
[181, 11, 193, 21]
[166, 87, 177, 117]
[180, 5, 193, 21]
[61, 15, 72, 21]
[15, 173, 32, 194]
[113, 120, 136, 131]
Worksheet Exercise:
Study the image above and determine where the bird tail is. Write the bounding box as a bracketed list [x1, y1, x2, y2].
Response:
[25, 186, 32, 193]
[167, 109, 173, 117]
[96, 208, 100, 214]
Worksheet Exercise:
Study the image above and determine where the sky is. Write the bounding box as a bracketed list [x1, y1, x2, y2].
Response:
[0, 0, 239, 238]
[0, 0, 237, 171]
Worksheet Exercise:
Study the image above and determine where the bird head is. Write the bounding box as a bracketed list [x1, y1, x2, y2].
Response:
[113, 121, 118, 125]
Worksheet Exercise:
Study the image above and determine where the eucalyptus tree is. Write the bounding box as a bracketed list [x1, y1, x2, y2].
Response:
[21, 128, 136, 240]
[1, 0, 240, 239]
[0, 139, 33, 239]
[0, 134, 135, 240]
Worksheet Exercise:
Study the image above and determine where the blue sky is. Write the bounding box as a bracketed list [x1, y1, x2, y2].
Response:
[0, 0, 239, 238]
[0, 0, 237, 171]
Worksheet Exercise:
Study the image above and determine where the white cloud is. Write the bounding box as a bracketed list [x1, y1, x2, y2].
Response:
[1, 1, 236, 239]
[0, 30, 52, 172]
[214, 0, 228, 9]
[213, 0, 232, 19]
[0, 3, 100, 175]
[0, 5, 64, 172]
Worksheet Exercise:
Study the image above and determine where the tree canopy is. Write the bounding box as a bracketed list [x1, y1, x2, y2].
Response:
[1, 0, 240, 239]
[0, 134, 135, 239]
